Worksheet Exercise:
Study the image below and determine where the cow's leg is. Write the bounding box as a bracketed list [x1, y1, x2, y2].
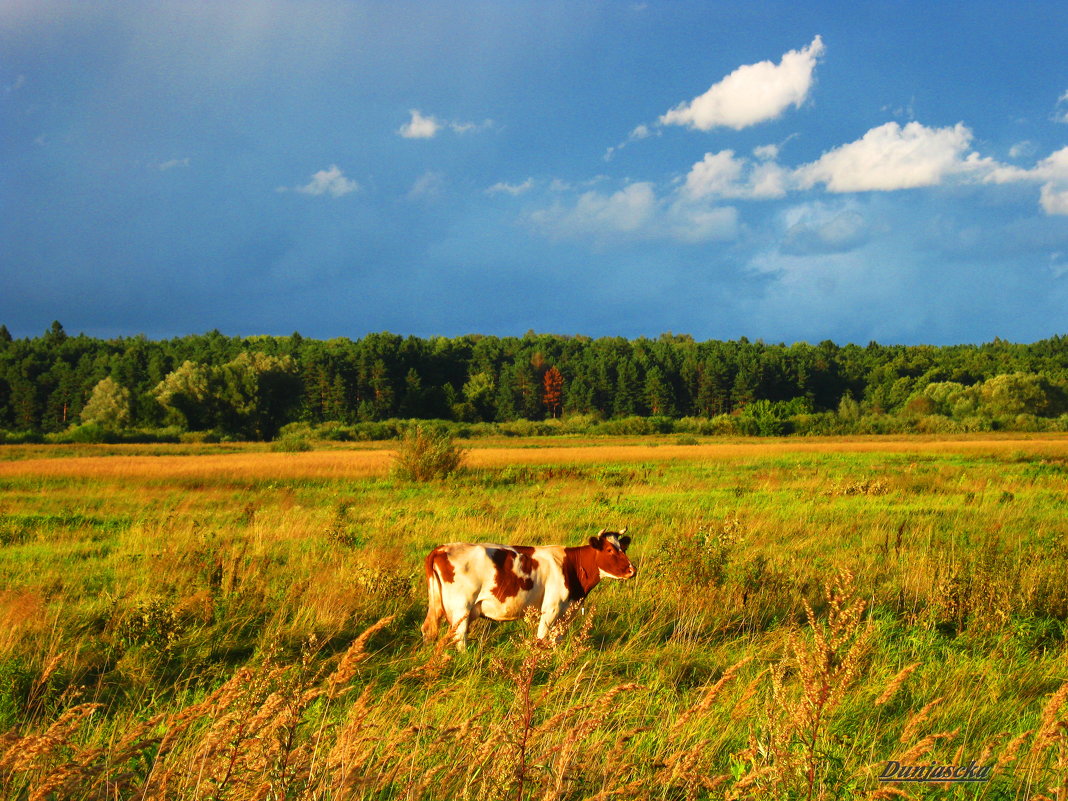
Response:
[537, 600, 569, 640]
[444, 598, 478, 652]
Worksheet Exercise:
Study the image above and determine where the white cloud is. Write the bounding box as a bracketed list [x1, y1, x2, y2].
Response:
[398, 109, 493, 139]
[683, 151, 744, 198]
[399, 109, 441, 139]
[486, 178, 535, 196]
[292, 165, 359, 197]
[795, 121, 980, 193]
[683, 150, 789, 200]
[1037, 147, 1068, 214]
[785, 122, 1066, 214]
[984, 145, 1068, 215]
[1040, 183, 1068, 215]
[753, 143, 780, 161]
[659, 35, 824, 131]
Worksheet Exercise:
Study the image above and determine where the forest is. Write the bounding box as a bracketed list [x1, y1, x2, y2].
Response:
[1, 321, 1067, 441]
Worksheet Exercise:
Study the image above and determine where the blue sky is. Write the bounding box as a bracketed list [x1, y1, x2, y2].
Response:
[3, 1, 1067, 345]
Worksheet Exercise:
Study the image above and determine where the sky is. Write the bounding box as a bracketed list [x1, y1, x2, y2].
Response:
[2, 1, 1068, 346]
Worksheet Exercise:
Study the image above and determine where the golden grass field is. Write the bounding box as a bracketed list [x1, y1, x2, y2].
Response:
[2, 434, 1068, 799]
[1, 433, 1065, 479]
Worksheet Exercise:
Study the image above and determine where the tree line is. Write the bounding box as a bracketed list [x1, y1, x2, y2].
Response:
[1, 321, 1067, 441]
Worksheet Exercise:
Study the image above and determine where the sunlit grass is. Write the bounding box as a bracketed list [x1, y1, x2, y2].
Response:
[1, 434, 1068, 797]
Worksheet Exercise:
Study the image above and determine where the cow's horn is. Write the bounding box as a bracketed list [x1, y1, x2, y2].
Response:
[619, 526, 627, 535]
[597, 528, 608, 536]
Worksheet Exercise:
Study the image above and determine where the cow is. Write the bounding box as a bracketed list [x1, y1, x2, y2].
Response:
[421, 528, 636, 651]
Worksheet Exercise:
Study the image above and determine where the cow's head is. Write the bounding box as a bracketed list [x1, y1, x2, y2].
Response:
[589, 527, 636, 580]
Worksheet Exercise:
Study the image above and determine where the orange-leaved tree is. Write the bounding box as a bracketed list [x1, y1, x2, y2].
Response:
[542, 366, 564, 418]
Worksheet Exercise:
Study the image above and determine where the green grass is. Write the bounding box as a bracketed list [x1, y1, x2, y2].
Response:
[1, 437, 1067, 798]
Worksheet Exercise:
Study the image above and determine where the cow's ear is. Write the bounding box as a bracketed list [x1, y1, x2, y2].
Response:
[589, 536, 603, 550]
[618, 535, 631, 551]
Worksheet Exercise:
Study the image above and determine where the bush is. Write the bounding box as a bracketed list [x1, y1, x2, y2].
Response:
[597, 416, 655, 436]
[708, 414, 739, 435]
[0, 430, 44, 445]
[558, 413, 601, 434]
[391, 425, 466, 481]
[270, 434, 312, 452]
[45, 423, 118, 444]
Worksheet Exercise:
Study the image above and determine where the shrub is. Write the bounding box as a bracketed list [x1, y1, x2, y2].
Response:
[270, 434, 312, 452]
[45, 423, 118, 444]
[597, 416, 654, 436]
[391, 425, 466, 481]
[0, 430, 44, 445]
[708, 414, 739, 435]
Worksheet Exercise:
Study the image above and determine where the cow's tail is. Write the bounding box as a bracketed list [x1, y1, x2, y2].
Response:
[421, 549, 446, 642]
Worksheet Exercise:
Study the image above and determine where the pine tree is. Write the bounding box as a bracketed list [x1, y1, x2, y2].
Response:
[542, 366, 564, 418]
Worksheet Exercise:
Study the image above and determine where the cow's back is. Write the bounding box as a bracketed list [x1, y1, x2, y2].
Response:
[429, 542, 562, 622]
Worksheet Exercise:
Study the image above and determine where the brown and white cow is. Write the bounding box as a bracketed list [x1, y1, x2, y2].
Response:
[421, 528, 636, 650]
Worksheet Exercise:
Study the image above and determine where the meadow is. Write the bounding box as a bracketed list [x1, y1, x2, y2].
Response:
[2, 434, 1068, 799]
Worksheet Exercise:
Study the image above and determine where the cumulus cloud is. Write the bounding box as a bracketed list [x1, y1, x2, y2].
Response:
[659, 35, 824, 131]
[398, 109, 493, 139]
[486, 178, 535, 196]
[683, 150, 789, 200]
[795, 121, 983, 192]
[984, 145, 1068, 215]
[291, 165, 359, 197]
[399, 109, 441, 139]
[753, 143, 780, 161]
[1037, 148, 1068, 214]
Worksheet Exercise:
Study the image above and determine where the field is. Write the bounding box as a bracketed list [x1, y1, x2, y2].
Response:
[2, 434, 1068, 800]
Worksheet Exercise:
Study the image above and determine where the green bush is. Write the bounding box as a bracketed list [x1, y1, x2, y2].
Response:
[597, 416, 655, 436]
[270, 434, 312, 452]
[391, 425, 466, 481]
[0, 430, 45, 445]
[44, 423, 113, 444]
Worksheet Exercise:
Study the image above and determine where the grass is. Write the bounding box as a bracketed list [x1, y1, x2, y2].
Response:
[1, 434, 1068, 798]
